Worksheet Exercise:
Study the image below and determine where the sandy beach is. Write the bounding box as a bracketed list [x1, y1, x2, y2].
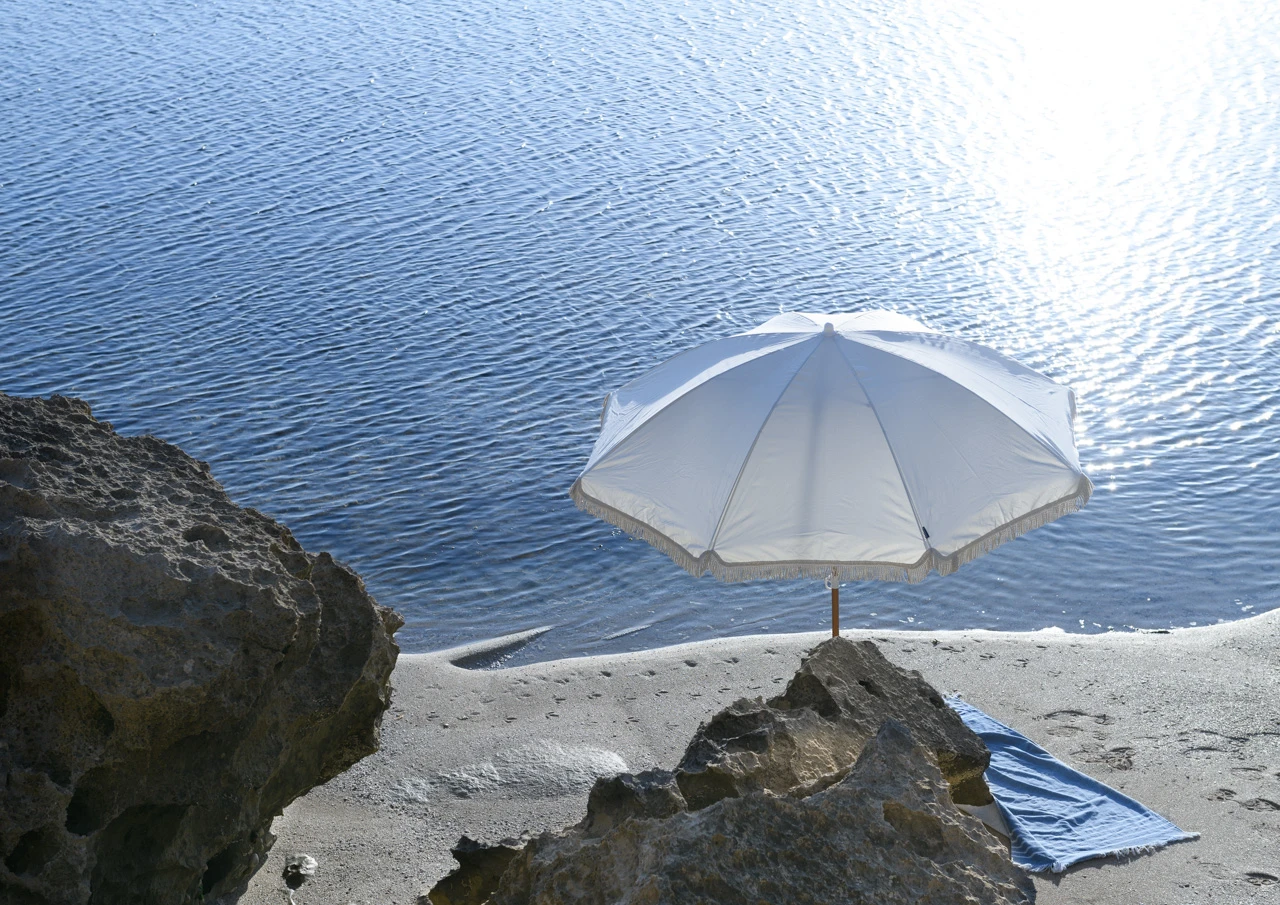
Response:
[240, 608, 1280, 905]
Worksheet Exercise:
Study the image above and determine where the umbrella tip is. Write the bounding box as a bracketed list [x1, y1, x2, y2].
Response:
[823, 321, 834, 336]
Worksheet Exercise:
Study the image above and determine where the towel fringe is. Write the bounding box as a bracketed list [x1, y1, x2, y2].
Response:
[1049, 833, 1200, 873]
[570, 477, 1092, 584]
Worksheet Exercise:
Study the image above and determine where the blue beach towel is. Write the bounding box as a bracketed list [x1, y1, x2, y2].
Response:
[948, 697, 1199, 873]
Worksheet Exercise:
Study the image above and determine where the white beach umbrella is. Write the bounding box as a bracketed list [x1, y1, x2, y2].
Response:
[570, 311, 1091, 632]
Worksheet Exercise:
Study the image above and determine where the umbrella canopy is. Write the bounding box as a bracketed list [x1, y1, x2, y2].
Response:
[570, 311, 1091, 585]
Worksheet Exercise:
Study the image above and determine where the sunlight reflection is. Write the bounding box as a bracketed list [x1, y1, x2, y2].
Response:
[934, 0, 1257, 481]
[965, 0, 1223, 313]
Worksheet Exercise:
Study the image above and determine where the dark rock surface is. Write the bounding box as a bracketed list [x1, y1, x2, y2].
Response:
[425, 836, 529, 905]
[424, 771, 687, 905]
[490, 722, 1031, 905]
[676, 635, 992, 808]
[0, 393, 402, 905]
[580, 769, 686, 838]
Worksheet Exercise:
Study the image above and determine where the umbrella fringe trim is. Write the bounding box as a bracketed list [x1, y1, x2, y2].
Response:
[932, 482, 1092, 579]
[1044, 835, 1200, 874]
[570, 478, 1092, 584]
[569, 481, 709, 577]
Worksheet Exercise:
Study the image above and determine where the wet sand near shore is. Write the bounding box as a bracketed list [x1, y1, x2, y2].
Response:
[239, 609, 1280, 905]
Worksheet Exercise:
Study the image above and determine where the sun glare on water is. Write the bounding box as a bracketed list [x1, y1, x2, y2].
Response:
[899, 0, 1277, 492]
[958, 1, 1235, 315]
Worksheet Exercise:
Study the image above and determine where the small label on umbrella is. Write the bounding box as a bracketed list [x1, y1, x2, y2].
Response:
[921, 526, 930, 539]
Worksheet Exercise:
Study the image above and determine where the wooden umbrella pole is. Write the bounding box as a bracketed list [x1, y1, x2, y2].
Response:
[831, 585, 839, 637]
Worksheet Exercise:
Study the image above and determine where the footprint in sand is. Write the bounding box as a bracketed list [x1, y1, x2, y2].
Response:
[1245, 871, 1279, 887]
[1231, 766, 1266, 777]
[1098, 747, 1134, 770]
[1239, 797, 1280, 811]
[1178, 728, 1251, 756]
[1072, 743, 1134, 770]
[1045, 724, 1083, 737]
[1042, 710, 1113, 738]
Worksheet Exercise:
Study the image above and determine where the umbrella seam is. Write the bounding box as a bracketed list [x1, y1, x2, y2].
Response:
[705, 334, 825, 555]
[833, 336, 932, 561]
[584, 332, 815, 473]
[852, 331, 1081, 472]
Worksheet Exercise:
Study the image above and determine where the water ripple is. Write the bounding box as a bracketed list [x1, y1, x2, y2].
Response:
[2, 0, 1279, 662]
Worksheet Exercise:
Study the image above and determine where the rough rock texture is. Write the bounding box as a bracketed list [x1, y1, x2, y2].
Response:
[427, 638, 1020, 905]
[426, 771, 687, 904]
[426, 836, 530, 905]
[0, 394, 402, 905]
[579, 769, 686, 839]
[676, 635, 992, 809]
[488, 722, 1031, 905]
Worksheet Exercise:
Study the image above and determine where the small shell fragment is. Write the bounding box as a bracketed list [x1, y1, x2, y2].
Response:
[283, 854, 318, 890]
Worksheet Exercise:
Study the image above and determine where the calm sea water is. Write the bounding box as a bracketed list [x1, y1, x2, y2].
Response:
[3, 0, 1278, 663]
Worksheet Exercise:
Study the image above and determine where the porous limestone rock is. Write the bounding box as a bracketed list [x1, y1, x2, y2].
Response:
[487, 722, 1031, 905]
[676, 635, 992, 809]
[0, 393, 402, 905]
